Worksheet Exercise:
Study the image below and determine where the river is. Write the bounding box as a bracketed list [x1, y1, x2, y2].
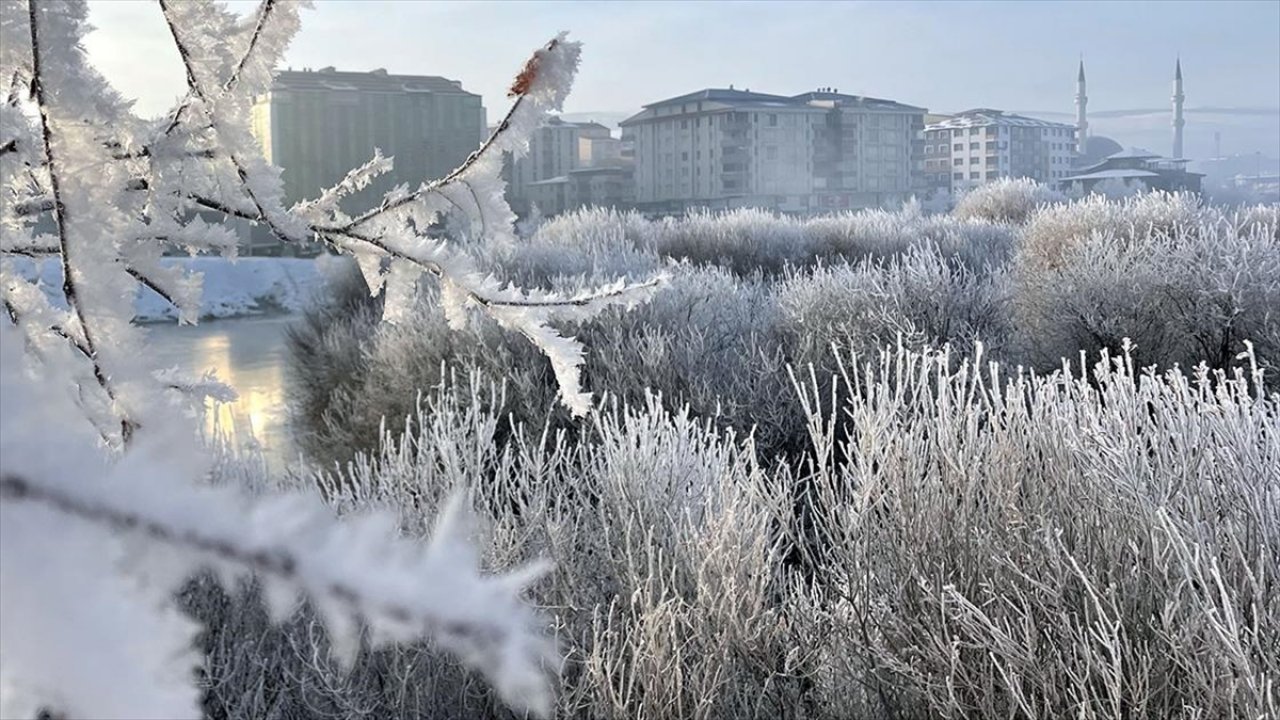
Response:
[145, 314, 299, 473]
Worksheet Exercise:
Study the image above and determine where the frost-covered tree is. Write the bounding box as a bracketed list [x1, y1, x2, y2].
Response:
[0, 0, 662, 716]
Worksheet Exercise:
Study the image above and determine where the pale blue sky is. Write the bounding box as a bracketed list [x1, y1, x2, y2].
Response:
[83, 1, 1280, 158]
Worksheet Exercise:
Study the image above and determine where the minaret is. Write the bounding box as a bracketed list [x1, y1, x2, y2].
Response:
[1172, 57, 1185, 159]
[1075, 58, 1088, 154]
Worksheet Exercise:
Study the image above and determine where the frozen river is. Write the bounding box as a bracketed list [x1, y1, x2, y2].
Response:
[145, 314, 298, 472]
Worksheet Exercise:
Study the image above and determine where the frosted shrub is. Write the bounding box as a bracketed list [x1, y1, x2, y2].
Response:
[793, 343, 1278, 719]
[776, 245, 1012, 373]
[1020, 190, 1207, 271]
[289, 263, 805, 464]
[1015, 195, 1280, 376]
[206, 343, 1278, 719]
[492, 206, 662, 285]
[953, 176, 1067, 224]
[653, 207, 810, 275]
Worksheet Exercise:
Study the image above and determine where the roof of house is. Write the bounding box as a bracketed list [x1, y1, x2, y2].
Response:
[925, 109, 1075, 130]
[790, 91, 927, 113]
[1061, 168, 1162, 182]
[641, 87, 795, 109]
[271, 68, 474, 95]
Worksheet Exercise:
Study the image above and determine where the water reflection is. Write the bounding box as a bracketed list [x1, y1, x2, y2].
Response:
[145, 315, 297, 472]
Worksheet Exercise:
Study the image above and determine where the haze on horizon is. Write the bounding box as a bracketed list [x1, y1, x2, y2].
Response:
[84, 0, 1280, 160]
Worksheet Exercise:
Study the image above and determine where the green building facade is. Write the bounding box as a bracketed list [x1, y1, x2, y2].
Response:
[250, 67, 486, 240]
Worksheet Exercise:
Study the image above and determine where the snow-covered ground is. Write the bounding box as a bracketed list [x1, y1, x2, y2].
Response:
[10, 256, 331, 322]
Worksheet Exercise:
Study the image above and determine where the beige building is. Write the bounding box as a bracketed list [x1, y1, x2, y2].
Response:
[923, 109, 1077, 193]
[526, 166, 635, 216]
[621, 87, 926, 214]
[505, 117, 616, 215]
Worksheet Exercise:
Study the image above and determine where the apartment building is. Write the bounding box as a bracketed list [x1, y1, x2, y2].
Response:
[505, 117, 616, 215]
[796, 89, 926, 211]
[251, 67, 486, 210]
[923, 109, 1077, 193]
[621, 87, 926, 214]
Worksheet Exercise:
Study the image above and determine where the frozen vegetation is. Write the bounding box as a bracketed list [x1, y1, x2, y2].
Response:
[2, 1, 1278, 719]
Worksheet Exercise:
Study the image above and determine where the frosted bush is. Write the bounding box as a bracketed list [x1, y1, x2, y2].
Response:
[204, 342, 1278, 719]
[776, 245, 1012, 373]
[792, 342, 1278, 719]
[1015, 194, 1279, 376]
[1020, 190, 1208, 271]
[953, 176, 1067, 224]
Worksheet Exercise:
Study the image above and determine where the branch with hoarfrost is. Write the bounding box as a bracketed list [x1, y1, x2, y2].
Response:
[1, 0, 652, 714]
[0, 322, 555, 718]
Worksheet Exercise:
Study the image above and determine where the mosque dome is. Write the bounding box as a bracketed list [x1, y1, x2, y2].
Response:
[1074, 135, 1123, 167]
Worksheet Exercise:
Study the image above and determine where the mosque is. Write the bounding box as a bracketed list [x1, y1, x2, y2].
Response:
[1063, 59, 1203, 193]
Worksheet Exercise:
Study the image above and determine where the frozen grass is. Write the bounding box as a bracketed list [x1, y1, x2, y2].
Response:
[194, 340, 1279, 719]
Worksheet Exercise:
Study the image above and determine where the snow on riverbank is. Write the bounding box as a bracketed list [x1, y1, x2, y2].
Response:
[10, 256, 330, 322]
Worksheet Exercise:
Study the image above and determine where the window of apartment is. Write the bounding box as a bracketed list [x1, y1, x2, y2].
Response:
[953, 143, 962, 151]
[970, 157, 979, 164]
[970, 142, 979, 150]
[924, 144, 933, 154]
[987, 156, 998, 165]
[953, 158, 962, 166]
[953, 128, 963, 137]
[969, 127, 980, 135]
[768, 114, 779, 127]
[987, 127, 998, 136]
[681, 151, 689, 161]
[681, 119, 689, 129]
[953, 172, 964, 179]
[970, 171, 980, 179]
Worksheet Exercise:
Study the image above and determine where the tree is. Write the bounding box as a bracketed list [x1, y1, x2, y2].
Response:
[0, 1, 660, 716]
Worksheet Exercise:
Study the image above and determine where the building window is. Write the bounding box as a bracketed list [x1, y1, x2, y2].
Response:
[970, 142, 979, 150]
[969, 127, 980, 135]
[769, 114, 779, 127]
[681, 151, 689, 161]
[681, 119, 688, 129]
[970, 171, 980, 179]
[953, 129, 963, 137]
[953, 172, 964, 179]
[954, 158, 962, 166]
[924, 145, 933, 153]
[953, 143, 962, 151]
[970, 157, 979, 164]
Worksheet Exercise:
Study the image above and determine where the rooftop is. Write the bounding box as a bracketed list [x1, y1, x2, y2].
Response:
[1060, 168, 1162, 182]
[270, 67, 475, 95]
[640, 87, 795, 110]
[925, 109, 1076, 130]
[791, 90, 927, 113]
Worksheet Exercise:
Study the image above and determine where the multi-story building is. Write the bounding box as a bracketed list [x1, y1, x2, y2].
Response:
[621, 87, 926, 215]
[505, 117, 615, 215]
[525, 166, 635, 216]
[251, 67, 486, 210]
[796, 89, 926, 211]
[924, 109, 1077, 193]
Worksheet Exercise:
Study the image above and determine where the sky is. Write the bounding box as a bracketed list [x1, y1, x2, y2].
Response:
[83, 0, 1280, 159]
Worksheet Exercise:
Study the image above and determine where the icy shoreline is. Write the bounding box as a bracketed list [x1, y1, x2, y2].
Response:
[10, 256, 329, 322]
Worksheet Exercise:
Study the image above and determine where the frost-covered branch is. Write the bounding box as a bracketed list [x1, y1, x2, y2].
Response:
[0, 0, 655, 714]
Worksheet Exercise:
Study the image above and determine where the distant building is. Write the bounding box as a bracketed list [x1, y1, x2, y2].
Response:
[504, 116, 617, 216]
[795, 89, 926, 212]
[620, 87, 926, 215]
[1060, 148, 1204, 194]
[924, 109, 1077, 193]
[526, 166, 635, 216]
[251, 67, 486, 210]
